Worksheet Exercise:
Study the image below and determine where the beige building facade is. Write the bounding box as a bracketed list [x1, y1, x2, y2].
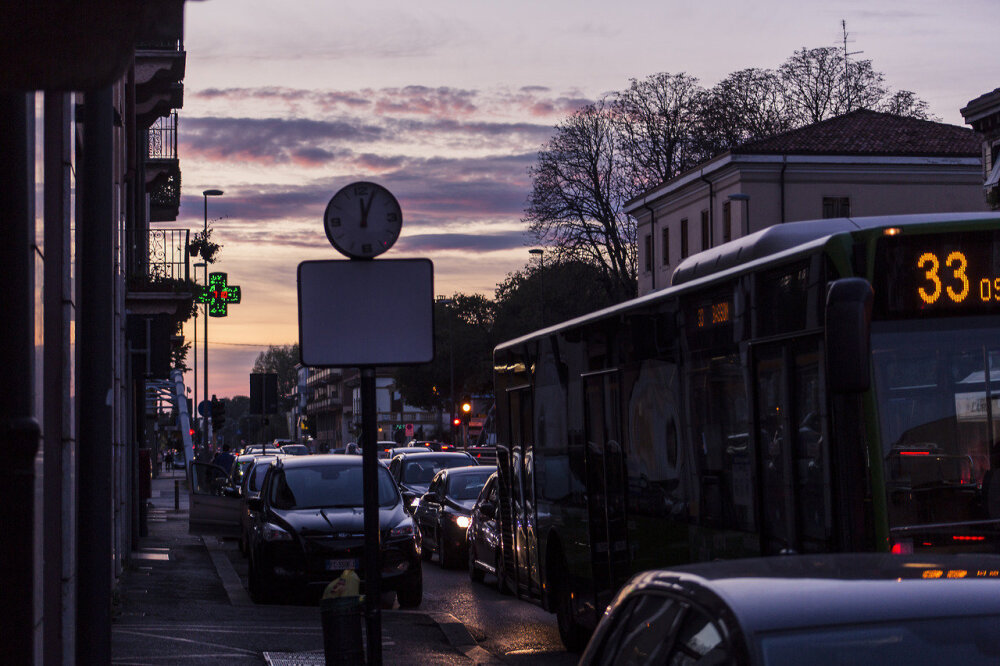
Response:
[627, 110, 988, 295]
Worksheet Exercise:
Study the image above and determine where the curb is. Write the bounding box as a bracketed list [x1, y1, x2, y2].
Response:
[429, 612, 497, 664]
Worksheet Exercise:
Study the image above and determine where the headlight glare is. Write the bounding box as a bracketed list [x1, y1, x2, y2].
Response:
[455, 515, 471, 529]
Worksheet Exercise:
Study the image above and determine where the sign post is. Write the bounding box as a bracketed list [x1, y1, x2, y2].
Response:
[299, 182, 433, 666]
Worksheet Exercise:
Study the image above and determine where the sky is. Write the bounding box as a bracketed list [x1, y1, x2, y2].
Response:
[168, 0, 1000, 400]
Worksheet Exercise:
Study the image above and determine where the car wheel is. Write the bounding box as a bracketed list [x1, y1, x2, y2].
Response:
[555, 571, 588, 653]
[468, 541, 484, 583]
[495, 550, 510, 595]
[396, 576, 422, 609]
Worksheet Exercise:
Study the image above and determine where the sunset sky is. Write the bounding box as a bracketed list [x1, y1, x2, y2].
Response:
[169, 0, 1000, 399]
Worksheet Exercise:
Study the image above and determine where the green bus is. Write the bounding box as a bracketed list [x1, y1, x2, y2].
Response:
[491, 212, 1000, 650]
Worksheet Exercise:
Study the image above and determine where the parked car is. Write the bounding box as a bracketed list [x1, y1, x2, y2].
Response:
[466, 472, 503, 590]
[241, 442, 282, 456]
[413, 466, 495, 568]
[386, 451, 477, 512]
[278, 443, 310, 456]
[579, 553, 1000, 663]
[238, 455, 281, 554]
[245, 454, 422, 607]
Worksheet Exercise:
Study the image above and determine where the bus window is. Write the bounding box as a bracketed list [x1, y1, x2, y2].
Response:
[872, 326, 1000, 532]
[688, 353, 753, 535]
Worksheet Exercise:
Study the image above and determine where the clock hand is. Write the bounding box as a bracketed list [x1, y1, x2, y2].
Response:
[359, 192, 375, 228]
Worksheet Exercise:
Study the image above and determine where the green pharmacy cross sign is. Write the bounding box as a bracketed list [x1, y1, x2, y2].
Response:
[197, 272, 242, 317]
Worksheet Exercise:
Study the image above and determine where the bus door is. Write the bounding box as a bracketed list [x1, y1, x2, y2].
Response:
[508, 387, 541, 599]
[753, 337, 832, 555]
[582, 369, 629, 612]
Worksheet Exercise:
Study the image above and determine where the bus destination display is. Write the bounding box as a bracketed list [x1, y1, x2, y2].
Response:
[874, 231, 1000, 319]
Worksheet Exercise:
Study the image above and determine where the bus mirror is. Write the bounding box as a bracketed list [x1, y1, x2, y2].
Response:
[825, 278, 873, 394]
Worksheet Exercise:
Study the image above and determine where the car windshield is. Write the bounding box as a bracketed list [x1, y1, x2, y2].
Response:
[401, 456, 473, 485]
[872, 323, 1000, 530]
[447, 470, 495, 500]
[269, 465, 398, 509]
[248, 462, 272, 493]
[759, 615, 1000, 665]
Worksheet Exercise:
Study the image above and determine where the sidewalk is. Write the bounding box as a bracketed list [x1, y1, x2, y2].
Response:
[112, 469, 492, 665]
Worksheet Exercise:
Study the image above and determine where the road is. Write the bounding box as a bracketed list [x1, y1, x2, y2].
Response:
[223, 538, 577, 663]
[420, 556, 577, 665]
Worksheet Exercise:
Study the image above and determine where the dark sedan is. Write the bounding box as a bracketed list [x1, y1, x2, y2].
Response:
[245, 455, 422, 607]
[413, 466, 495, 568]
[580, 553, 1000, 663]
[466, 472, 503, 589]
[386, 451, 477, 512]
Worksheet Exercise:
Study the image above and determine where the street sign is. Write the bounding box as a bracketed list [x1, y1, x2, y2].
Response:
[198, 400, 210, 417]
[298, 259, 434, 366]
[405, 423, 413, 437]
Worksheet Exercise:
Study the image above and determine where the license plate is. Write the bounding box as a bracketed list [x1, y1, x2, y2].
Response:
[325, 558, 358, 571]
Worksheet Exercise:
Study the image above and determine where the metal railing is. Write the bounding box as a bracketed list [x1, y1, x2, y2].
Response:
[144, 228, 190, 283]
[147, 112, 178, 160]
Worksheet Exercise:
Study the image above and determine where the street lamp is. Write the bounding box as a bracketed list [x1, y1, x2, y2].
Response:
[435, 296, 456, 444]
[202, 189, 223, 450]
[728, 193, 750, 238]
[193, 260, 206, 445]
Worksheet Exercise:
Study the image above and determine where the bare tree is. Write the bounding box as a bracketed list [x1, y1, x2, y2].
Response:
[614, 72, 706, 194]
[698, 67, 795, 155]
[879, 89, 937, 120]
[524, 100, 637, 300]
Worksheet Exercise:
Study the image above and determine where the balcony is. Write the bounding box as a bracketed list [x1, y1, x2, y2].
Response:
[146, 113, 181, 222]
[135, 0, 186, 128]
[126, 228, 194, 317]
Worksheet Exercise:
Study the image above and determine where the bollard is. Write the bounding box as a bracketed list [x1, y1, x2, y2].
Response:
[174, 479, 179, 511]
[321, 596, 364, 665]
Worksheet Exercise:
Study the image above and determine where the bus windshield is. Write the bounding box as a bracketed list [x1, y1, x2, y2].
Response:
[872, 322, 1000, 531]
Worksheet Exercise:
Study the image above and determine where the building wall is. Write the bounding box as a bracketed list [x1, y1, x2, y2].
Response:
[636, 157, 987, 294]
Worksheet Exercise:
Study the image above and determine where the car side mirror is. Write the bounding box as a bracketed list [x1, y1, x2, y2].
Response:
[247, 497, 263, 512]
[480, 501, 496, 519]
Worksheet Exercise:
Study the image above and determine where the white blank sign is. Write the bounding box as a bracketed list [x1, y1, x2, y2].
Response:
[298, 259, 434, 366]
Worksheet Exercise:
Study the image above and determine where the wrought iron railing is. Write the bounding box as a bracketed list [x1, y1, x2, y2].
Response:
[144, 228, 190, 283]
[148, 112, 178, 160]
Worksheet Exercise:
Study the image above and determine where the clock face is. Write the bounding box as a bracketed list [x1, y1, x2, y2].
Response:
[323, 182, 403, 259]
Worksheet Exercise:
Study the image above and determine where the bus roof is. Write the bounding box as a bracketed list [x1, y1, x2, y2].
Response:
[671, 212, 1000, 286]
[495, 212, 1000, 354]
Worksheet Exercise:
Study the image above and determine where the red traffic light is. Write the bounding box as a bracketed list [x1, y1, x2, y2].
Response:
[452, 418, 461, 427]
[189, 428, 195, 437]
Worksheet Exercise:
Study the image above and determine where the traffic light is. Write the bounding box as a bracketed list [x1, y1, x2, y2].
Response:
[211, 395, 226, 427]
[460, 397, 472, 425]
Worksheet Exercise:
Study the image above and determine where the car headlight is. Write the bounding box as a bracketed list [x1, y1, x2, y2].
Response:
[389, 518, 417, 538]
[455, 515, 471, 529]
[262, 522, 293, 542]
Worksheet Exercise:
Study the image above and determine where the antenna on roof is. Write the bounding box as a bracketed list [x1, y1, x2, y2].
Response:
[841, 20, 864, 112]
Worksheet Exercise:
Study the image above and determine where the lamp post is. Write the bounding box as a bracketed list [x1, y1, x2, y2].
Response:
[202, 189, 223, 450]
[728, 193, 750, 238]
[193, 261, 206, 447]
[436, 296, 455, 444]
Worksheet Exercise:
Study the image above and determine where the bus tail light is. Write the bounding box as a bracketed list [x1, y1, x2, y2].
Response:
[891, 540, 913, 554]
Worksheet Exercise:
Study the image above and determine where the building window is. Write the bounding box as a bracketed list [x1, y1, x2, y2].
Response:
[701, 210, 711, 250]
[722, 202, 731, 243]
[822, 197, 851, 218]
[662, 227, 670, 266]
[680, 219, 689, 259]
[644, 234, 652, 272]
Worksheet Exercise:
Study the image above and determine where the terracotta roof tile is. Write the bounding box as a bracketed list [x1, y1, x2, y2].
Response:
[733, 109, 980, 157]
